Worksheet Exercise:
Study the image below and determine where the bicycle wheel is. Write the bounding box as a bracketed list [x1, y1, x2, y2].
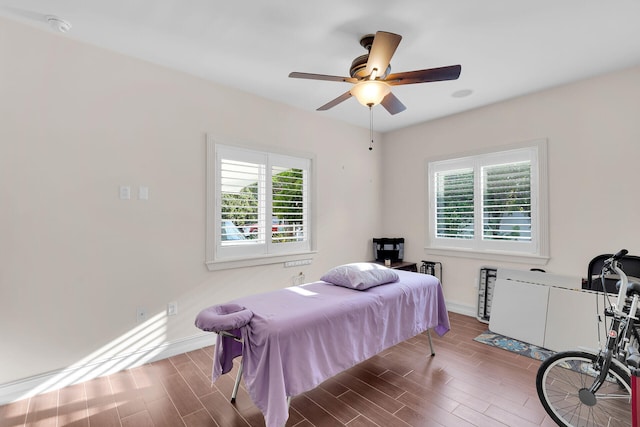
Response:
[536, 351, 631, 427]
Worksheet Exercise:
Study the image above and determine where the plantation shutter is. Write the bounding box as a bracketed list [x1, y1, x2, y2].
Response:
[208, 139, 314, 267]
[434, 168, 474, 239]
[482, 162, 531, 242]
[272, 165, 307, 244]
[219, 156, 264, 245]
[214, 144, 310, 260]
[427, 141, 546, 258]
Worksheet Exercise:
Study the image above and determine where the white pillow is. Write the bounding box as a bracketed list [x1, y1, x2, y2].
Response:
[320, 262, 399, 290]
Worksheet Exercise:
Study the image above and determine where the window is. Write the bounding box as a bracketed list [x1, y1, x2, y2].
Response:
[206, 139, 312, 269]
[427, 140, 548, 261]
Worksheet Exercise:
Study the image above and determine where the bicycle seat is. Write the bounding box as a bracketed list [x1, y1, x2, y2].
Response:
[616, 280, 640, 296]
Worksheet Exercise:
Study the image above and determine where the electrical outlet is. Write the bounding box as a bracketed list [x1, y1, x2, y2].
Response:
[136, 307, 147, 323]
[167, 301, 178, 316]
[292, 272, 305, 285]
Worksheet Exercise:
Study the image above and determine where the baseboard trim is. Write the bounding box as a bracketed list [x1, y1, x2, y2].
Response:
[445, 300, 476, 318]
[0, 332, 215, 405]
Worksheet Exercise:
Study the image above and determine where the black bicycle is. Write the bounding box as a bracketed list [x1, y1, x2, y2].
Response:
[536, 249, 640, 427]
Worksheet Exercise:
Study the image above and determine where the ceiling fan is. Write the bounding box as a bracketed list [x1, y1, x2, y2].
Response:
[289, 31, 462, 115]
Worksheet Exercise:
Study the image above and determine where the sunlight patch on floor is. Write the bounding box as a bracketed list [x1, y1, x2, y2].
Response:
[16, 312, 167, 401]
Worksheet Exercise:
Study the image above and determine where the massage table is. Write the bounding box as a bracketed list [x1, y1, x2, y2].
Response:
[195, 265, 449, 427]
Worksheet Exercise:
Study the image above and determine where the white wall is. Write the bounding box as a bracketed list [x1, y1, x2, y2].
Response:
[0, 17, 383, 388]
[381, 65, 640, 313]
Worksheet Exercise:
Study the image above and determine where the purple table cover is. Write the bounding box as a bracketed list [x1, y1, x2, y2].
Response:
[210, 270, 449, 427]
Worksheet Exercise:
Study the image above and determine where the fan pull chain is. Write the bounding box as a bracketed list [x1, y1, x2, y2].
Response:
[369, 105, 374, 151]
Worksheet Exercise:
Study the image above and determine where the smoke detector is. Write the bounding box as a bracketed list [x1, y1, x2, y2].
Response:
[46, 15, 71, 33]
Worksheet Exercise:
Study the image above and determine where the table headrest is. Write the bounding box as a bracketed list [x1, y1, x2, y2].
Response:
[195, 303, 253, 332]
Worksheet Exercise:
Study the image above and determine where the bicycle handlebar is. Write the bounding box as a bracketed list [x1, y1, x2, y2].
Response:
[604, 249, 630, 313]
[604, 249, 628, 269]
[613, 249, 629, 261]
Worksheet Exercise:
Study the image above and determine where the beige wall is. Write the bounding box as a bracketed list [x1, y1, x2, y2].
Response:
[380, 65, 640, 312]
[0, 17, 383, 385]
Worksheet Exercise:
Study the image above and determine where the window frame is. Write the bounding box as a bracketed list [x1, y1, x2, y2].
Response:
[205, 136, 315, 271]
[426, 139, 549, 264]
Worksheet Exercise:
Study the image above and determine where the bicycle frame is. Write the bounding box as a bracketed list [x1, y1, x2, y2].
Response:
[633, 374, 640, 427]
[586, 255, 632, 392]
[629, 346, 640, 427]
[536, 249, 640, 427]
[600, 250, 640, 426]
[609, 258, 640, 367]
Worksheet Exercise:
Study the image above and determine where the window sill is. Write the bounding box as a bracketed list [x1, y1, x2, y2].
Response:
[205, 251, 317, 271]
[424, 247, 549, 266]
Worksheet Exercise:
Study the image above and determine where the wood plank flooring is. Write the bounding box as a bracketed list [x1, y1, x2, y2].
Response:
[0, 313, 558, 426]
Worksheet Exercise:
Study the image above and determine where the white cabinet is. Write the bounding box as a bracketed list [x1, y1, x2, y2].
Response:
[489, 269, 606, 352]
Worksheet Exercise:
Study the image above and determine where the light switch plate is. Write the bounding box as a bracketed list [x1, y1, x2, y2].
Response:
[138, 186, 149, 200]
[119, 185, 131, 200]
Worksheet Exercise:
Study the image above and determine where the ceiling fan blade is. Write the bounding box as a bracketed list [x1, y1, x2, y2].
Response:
[381, 92, 406, 115]
[386, 65, 462, 86]
[317, 91, 352, 111]
[289, 72, 358, 84]
[365, 31, 402, 77]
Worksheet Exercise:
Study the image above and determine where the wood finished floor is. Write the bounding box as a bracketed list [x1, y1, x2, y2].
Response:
[0, 312, 558, 427]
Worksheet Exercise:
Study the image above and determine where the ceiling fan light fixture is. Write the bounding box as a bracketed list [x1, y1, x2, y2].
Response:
[289, 31, 460, 115]
[350, 80, 391, 107]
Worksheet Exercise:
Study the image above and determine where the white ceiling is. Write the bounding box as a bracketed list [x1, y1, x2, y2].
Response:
[2, 0, 640, 133]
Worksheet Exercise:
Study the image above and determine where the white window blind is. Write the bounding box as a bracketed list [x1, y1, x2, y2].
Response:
[220, 158, 263, 244]
[271, 165, 307, 244]
[435, 168, 474, 239]
[482, 162, 531, 242]
[427, 140, 548, 259]
[210, 143, 311, 263]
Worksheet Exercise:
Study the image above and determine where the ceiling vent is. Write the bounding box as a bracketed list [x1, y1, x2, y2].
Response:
[46, 15, 72, 33]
